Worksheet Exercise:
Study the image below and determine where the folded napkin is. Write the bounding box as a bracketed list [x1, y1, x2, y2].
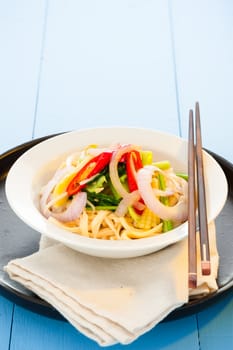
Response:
[4, 221, 218, 346]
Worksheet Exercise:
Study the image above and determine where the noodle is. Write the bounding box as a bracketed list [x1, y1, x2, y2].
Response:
[49, 210, 163, 240]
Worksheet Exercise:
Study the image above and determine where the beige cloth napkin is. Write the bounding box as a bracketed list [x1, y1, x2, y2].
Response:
[4, 221, 218, 347]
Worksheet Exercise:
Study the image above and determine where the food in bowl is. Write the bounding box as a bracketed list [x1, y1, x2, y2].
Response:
[5, 127, 228, 258]
[39, 143, 188, 240]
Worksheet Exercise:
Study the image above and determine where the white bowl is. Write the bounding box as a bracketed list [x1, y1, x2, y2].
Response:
[5, 127, 228, 258]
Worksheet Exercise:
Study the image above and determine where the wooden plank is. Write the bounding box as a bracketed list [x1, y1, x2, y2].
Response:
[10, 305, 199, 350]
[34, 0, 179, 137]
[0, 0, 47, 154]
[135, 316, 199, 350]
[171, 2, 233, 348]
[197, 292, 233, 350]
[170, 0, 233, 162]
[0, 295, 14, 350]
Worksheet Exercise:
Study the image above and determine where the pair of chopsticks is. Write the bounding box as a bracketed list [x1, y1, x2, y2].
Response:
[188, 102, 211, 289]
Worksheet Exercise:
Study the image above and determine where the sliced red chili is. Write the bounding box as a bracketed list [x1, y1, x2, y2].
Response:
[89, 152, 112, 177]
[66, 152, 112, 196]
[126, 150, 143, 192]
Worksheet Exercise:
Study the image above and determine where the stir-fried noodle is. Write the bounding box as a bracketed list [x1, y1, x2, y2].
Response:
[39, 143, 188, 240]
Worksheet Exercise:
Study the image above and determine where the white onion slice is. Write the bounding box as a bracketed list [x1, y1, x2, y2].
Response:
[109, 144, 141, 198]
[136, 166, 188, 222]
[79, 173, 100, 186]
[153, 188, 174, 197]
[87, 148, 114, 156]
[46, 192, 68, 210]
[115, 190, 141, 217]
[47, 192, 87, 222]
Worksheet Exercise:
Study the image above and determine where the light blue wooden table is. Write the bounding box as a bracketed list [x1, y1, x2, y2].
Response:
[1, 1, 233, 349]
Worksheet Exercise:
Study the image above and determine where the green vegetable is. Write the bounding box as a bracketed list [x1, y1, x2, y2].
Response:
[152, 160, 171, 170]
[176, 173, 188, 181]
[157, 173, 167, 205]
[85, 175, 107, 193]
[86, 206, 118, 211]
[128, 206, 141, 221]
[162, 220, 173, 232]
[141, 151, 153, 165]
[85, 192, 121, 209]
[157, 173, 173, 232]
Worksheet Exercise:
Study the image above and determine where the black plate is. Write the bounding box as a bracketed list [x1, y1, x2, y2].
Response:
[1, 136, 233, 321]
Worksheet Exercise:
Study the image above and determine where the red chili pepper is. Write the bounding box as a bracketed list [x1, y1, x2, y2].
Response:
[126, 150, 143, 192]
[66, 152, 112, 196]
[126, 150, 144, 214]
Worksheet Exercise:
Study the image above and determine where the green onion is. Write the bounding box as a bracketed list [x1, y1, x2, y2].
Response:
[86, 206, 117, 211]
[176, 173, 188, 181]
[141, 151, 153, 165]
[153, 160, 171, 170]
[157, 173, 173, 232]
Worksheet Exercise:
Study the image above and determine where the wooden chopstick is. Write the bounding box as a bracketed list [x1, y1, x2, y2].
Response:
[188, 110, 197, 288]
[195, 102, 211, 276]
[188, 102, 211, 289]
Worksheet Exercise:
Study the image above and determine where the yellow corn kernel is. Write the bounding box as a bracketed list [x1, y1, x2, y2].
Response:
[134, 207, 160, 230]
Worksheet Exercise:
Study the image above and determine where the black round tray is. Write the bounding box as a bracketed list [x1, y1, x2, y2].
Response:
[1, 136, 233, 321]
